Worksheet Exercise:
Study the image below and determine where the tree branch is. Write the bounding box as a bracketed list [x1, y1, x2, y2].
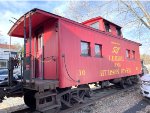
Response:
[120, 0, 150, 29]
[134, 0, 150, 26]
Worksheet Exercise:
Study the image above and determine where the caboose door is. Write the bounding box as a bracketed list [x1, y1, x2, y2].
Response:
[43, 22, 58, 80]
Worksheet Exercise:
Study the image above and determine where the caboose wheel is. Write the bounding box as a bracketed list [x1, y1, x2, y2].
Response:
[131, 75, 139, 84]
[120, 79, 127, 89]
[78, 84, 92, 97]
[60, 92, 73, 109]
[24, 91, 36, 109]
[77, 87, 86, 100]
[125, 77, 132, 86]
[57, 87, 72, 109]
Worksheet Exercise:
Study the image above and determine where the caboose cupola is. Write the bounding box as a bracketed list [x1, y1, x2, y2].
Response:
[82, 16, 122, 37]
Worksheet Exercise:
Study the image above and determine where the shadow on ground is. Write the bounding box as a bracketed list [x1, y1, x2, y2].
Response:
[124, 98, 150, 113]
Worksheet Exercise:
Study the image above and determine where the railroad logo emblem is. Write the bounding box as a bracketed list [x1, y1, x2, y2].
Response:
[112, 46, 120, 54]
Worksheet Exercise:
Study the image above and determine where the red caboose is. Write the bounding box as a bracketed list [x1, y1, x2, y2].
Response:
[8, 8, 142, 111]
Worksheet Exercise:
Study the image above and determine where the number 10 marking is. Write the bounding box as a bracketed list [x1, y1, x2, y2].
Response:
[79, 69, 85, 76]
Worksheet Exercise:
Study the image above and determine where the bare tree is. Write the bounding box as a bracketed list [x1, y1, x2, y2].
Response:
[13, 42, 22, 51]
[120, 0, 150, 29]
[55, 1, 149, 54]
[65, 1, 150, 29]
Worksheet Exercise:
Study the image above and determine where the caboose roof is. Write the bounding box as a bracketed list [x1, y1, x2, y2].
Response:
[8, 8, 60, 37]
[8, 8, 141, 46]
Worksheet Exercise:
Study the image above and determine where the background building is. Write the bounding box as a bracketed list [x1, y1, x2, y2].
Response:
[0, 43, 18, 69]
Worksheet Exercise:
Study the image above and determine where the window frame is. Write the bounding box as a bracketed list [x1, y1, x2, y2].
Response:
[80, 41, 91, 56]
[38, 33, 43, 50]
[0, 60, 8, 68]
[116, 27, 122, 36]
[104, 22, 111, 32]
[94, 43, 102, 58]
[132, 50, 135, 59]
[126, 49, 130, 59]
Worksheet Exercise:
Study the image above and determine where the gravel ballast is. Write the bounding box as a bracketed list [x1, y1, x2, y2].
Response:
[73, 88, 145, 113]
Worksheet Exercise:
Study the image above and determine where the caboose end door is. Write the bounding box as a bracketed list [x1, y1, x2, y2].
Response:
[43, 21, 58, 80]
[35, 21, 58, 80]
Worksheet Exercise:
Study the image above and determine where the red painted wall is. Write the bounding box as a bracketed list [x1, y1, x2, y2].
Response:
[59, 19, 141, 88]
[11, 9, 141, 89]
[26, 17, 141, 89]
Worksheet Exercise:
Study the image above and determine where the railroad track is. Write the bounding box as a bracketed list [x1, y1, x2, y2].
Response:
[11, 84, 139, 113]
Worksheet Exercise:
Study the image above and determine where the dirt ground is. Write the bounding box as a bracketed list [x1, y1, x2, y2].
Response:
[0, 97, 26, 113]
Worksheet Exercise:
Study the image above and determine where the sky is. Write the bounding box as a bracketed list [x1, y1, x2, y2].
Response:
[0, 1, 68, 44]
[0, 1, 149, 55]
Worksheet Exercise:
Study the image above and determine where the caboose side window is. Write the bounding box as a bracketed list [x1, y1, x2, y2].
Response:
[95, 44, 102, 57]
[90, 22, 99, 30]
[38, 34, 43, 50]
[105, 22, 111, 32]
[126, 49, 130, 58]
[132, 50, 135, 59]
[81, 41, 90, 56]
[116, 27, 122, 36]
